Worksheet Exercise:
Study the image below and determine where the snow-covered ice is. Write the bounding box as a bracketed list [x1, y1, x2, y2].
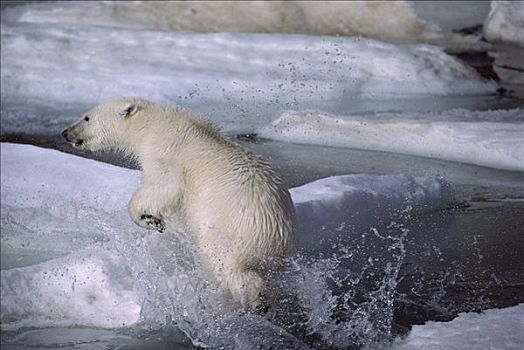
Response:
[390, 303, 524, 350]
[483, 1, 524, 90]
[484, 1, 524, 48]
[0, 20, 494, 113]
[1, 248, 141, 330]
[259, 108, 524, 171]
[2, 1, 490, 51]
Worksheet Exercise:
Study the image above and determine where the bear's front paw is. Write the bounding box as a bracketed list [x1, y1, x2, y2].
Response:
[140, 214, 165, 233]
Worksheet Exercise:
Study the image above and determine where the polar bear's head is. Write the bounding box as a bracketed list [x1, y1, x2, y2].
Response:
[62, 97, 146, 151]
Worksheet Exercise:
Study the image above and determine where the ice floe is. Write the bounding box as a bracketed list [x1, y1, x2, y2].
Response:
[259, 108, 524, 171]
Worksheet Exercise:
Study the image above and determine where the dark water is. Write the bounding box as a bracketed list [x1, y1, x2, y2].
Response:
[395, 201, 524, 327]
[250, 138, 524, 334]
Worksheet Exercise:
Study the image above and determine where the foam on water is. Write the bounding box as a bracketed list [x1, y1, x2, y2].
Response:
[259, 108, 524, 171]
[1, 143, 458, 348]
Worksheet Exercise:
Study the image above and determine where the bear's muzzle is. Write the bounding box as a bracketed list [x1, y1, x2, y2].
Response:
[62, 129, 84, 147]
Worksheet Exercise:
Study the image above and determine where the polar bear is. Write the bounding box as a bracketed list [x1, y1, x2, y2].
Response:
[62, 97, 298, 311]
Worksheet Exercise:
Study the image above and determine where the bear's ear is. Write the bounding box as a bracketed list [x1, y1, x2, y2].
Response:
[119, 104, 139, 118]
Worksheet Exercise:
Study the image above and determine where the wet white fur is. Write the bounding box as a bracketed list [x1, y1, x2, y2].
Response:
[65, 97, 298, 310]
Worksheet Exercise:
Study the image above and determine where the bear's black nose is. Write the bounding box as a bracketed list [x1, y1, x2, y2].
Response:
[62, 129, 69, 139]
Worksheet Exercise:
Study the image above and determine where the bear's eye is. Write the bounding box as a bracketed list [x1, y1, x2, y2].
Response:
[84, 116, 90, 122]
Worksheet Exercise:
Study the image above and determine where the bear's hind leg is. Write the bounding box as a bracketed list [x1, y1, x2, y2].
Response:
[223, 264, 267, 313]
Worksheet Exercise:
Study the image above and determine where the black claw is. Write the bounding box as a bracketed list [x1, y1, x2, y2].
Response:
[255, 302, 270, 316]
[140, 214, 165, 232]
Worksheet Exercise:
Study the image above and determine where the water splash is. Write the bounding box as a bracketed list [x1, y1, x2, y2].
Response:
[3, 145, 449, 349]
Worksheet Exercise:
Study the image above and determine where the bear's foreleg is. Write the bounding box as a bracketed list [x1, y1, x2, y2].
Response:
[128, 185, 168, 233]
